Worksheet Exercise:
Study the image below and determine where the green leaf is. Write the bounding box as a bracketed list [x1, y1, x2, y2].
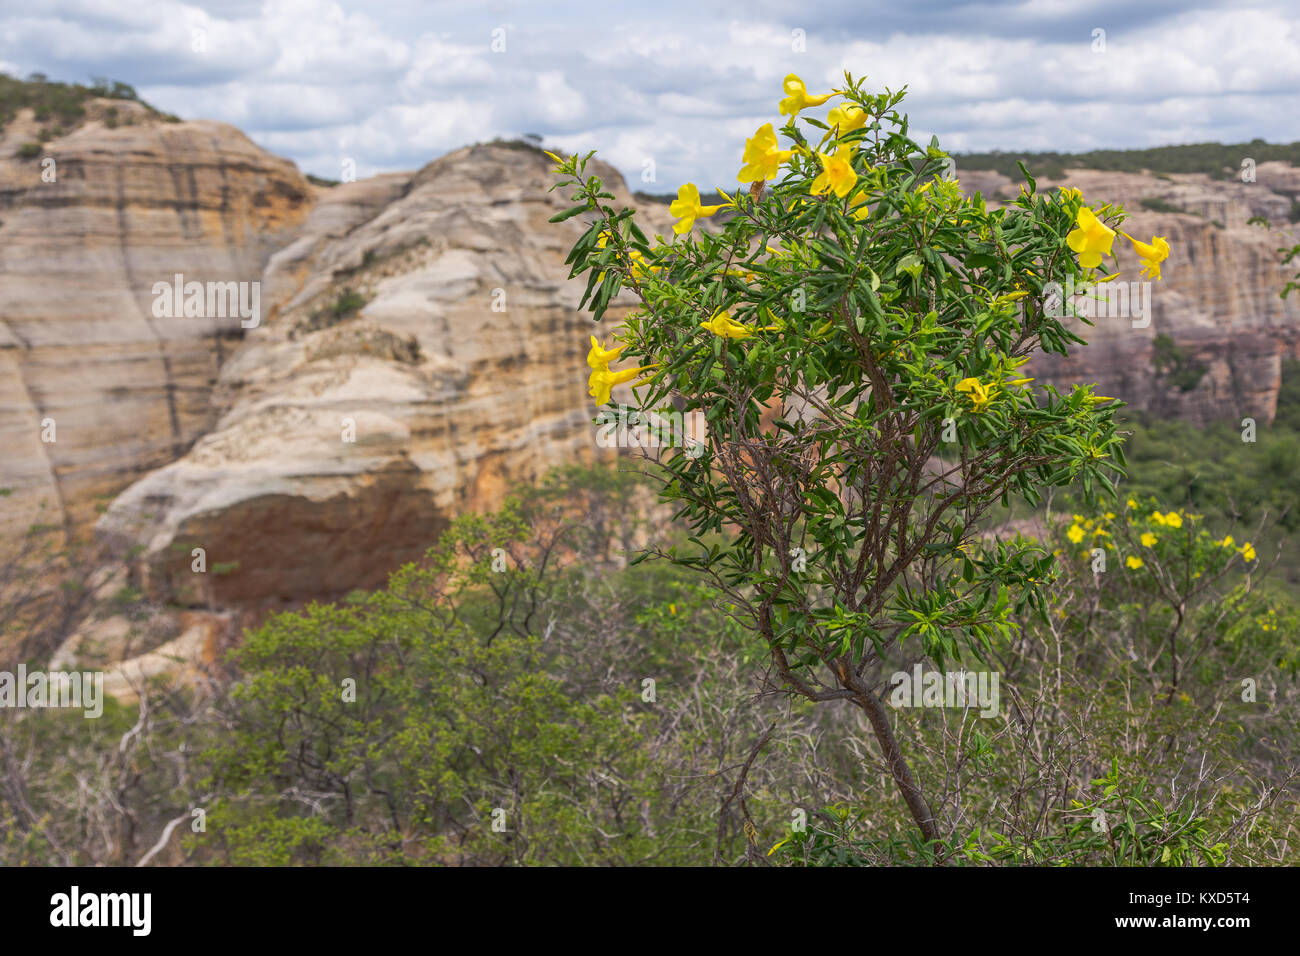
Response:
[548, 204, 589, 224]
[897, 253, 923, 279]
[1016, 160, 1036, 194]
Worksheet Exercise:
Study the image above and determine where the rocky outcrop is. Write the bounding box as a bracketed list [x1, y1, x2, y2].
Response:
[0, 100, 315, 546]
[963, 165, 1300, 425]
[95, 143, 668, 616]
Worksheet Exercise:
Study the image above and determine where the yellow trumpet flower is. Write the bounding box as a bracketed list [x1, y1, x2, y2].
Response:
[826, 104, 867, 134]
[955, 377, 997, 412]
[587, 335, 626, 370]
[588, 363, 655, 405]
[1121, 232, 1171, 282]
[669, 183, 728, 235]
[810, 146, 857, 199]
[778, 73, 835, 117]
[1066, 206, 1116, 269]
[700, 308, 781, 340]
[738, 123, 795, 183]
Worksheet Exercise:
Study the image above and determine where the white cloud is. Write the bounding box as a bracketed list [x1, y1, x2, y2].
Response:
[535, 70, 586, 124]
[1, 0, 1296, 189]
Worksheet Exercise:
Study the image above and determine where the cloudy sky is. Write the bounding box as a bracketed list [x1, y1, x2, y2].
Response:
[2, 0, 1298, 190]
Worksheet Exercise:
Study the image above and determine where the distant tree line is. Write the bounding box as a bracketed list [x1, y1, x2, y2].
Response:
[955, 139, 1300, 181]
[0, 71, 177, 131]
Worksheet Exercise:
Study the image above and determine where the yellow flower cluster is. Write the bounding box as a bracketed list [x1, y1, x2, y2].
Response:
[669, 73, 871, 236]
[953, 361, 1034, 414]
[1064, 511, 1138, 565]
[586, 335, 654, 405]
[1066, 514, 1112, 547]
[1063, 193, 1170, 279]
[956, 377, 996, 413]
[1063, 500, 1257, 570]
[1212, 532, 1256, 562]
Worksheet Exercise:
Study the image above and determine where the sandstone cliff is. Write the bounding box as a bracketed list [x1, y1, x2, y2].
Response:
[0, 98, 315, 548]
[961, 164, 1300, 425]
[93, 143, 666, 625]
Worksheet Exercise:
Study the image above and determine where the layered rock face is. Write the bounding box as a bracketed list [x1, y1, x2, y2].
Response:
[96, 144, 666, 617]
[0, 99, 314, 545]
[963, 165, 1300, 425]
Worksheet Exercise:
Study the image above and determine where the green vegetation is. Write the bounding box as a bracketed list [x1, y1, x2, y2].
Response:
[3, 462, 1295, 866]
[554, 75, 1132, 843]
[1140, 197, 1196, 216]
[330, 288, 367, 316]
[0, 71, 177, 132]
[955, 138, 1300, 181]
[87, 76, 141, 101]
[1150, 332, 1209, 392]
[292, 287, 371, 338]
[1117, 362, 1300, 534]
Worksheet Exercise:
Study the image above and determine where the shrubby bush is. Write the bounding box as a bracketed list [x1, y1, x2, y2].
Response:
[770, 498, 1298, 866]
[549, 72, 1176, 842]
[2, 465, 1296, 866]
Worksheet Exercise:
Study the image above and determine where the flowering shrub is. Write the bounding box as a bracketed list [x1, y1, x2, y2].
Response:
[1057, 499, 1258, 574]
[549, 72, 1171, 844]
[1045, 497, 1297, 692]
[764, 498, 1297, 867]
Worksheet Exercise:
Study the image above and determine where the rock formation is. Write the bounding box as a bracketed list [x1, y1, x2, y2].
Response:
[94, 143, 666, 623]
[0, 98, 315, 548]
[963, 165, 1300, 426]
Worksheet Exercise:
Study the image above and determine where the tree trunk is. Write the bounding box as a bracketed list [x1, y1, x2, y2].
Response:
[840, 665, 939, 844]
